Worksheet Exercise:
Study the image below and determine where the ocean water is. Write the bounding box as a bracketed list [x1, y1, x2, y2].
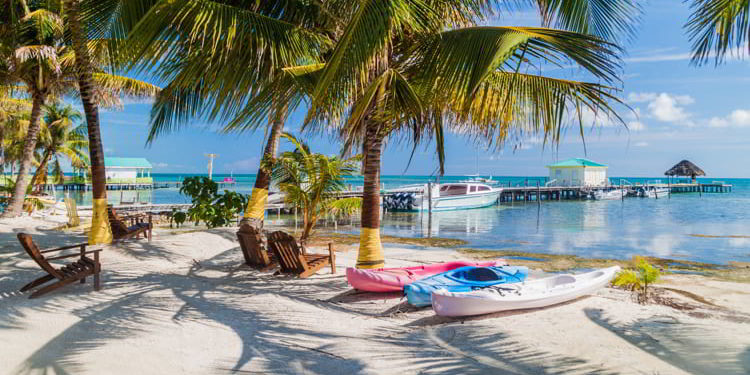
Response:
[56, 174, 750, 265]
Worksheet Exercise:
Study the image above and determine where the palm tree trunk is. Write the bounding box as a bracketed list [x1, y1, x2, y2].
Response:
[31, 150, 52, 193]
[356, 120, 385, 269]
[241, 105, 287, 229]
[1, 93, 44, 218]
[66, 0, 112, 244]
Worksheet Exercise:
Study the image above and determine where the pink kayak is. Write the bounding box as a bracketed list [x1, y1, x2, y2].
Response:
[346, 260, 508, 292]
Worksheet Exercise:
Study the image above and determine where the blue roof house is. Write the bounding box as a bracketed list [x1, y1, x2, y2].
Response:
[546, 158, 608, 187]
[105, 157, 152, 183]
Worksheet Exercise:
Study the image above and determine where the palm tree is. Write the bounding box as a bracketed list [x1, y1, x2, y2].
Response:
[271, 133, 361, 243]
[31, 103, 89, 192]
[78, 0, 335, 232]
[299, 1, 639, 268]
[0, 1, 159, 221]
[685, 0, 750, 64]
[0, 95, 32, 172]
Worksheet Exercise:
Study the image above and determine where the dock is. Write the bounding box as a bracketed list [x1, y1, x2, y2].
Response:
[499, 182, 731, 202]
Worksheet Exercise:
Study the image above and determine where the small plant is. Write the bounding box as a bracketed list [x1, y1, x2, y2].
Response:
[179, 177, 247, 228]
[612, 256, 661, 303]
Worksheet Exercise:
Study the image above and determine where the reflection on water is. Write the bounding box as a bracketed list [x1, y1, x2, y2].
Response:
[379, 194, 750, 265]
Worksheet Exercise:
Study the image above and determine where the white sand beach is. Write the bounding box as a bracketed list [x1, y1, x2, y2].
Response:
[1, 212, 749, 374]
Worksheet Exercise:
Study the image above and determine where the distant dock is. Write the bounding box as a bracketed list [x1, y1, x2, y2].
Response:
[499, 182, 731, 202]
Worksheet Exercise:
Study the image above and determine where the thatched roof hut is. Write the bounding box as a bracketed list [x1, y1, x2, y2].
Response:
[665, 160, 705, 181]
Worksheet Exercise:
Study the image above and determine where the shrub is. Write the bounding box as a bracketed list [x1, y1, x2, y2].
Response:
[612, 256, 661, 303]
[179, 177, 247, 228]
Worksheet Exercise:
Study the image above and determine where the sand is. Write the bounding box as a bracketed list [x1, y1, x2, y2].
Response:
[1, 212, 749, 374]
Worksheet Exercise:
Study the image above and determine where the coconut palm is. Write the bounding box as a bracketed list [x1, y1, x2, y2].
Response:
[267, 1, 640, 269]
[686, 0, 750, 64]
[0, 1, 159, 220]
[31, 103, 89, 191]
[271, 133, 361, 243]
[76, 0, 335, 232]
[0, 96, 32, 172]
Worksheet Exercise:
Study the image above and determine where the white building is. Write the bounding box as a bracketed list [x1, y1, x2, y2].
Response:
[546, 158, 608, 187]
[105, 157, 152, 182]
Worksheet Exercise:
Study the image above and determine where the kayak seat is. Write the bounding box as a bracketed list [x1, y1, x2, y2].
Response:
[466, 267, 501, 282]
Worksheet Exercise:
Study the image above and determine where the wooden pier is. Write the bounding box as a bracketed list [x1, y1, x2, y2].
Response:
[498, 182, 731, 202]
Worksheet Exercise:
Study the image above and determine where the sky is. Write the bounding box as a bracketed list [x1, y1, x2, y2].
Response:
[94, 1, 750, 178]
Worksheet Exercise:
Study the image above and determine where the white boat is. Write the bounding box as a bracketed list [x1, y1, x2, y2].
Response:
[639, 186, 670, 198]
[383, 183, 501, 211]
[459, 174, 495, 184]
[593, 189, 626, 200]
[431, 266, 620, 317]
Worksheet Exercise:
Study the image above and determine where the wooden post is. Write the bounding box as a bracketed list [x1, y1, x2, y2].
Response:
[537, 181, 541, 206]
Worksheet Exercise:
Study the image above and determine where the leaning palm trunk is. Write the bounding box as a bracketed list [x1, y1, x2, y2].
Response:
[65, 0, 112, 244]
[31, 150, 52, 193]
[1, 94, 44, 218]
[241, 105, 287, 229]
[356, 120, 385, 269]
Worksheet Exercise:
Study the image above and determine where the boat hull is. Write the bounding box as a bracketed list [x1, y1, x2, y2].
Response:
[346, 260, 507, 292]
[404, 266, 529, 307]
[431, 266, 620, 317]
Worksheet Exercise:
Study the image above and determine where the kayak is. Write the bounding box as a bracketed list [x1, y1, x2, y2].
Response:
[346, 260, 507, 293]
[404, 266, 528, 307]
[431, 266, 620, 317]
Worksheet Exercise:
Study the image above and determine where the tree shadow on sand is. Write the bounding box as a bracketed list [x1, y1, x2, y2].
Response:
[585, 308, 750, 374]
[6, 240, 369, 374]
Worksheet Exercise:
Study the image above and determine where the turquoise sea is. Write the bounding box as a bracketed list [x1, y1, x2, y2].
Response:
[57, 174, 750, 265]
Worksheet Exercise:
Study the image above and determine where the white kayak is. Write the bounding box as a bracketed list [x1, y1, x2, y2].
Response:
[431, 266, 620, 317]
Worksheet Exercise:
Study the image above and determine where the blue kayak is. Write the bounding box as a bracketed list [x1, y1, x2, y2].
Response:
[404, 266, 529, 307]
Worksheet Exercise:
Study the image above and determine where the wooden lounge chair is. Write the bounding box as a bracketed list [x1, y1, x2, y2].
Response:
[268, 231, 335, 278]
[64, 197, 80, 227]
[107, 206, 152, 242]
[236, 223, 276, 270]
[17, 233, 102, 298]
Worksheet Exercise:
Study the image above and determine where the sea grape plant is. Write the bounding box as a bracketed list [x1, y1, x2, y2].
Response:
[179, 177, 247, 228]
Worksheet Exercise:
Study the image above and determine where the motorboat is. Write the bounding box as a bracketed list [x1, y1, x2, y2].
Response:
[593, 189, 626, 200]
[637, 186, 670, 198]
[383, 183, 502, 211]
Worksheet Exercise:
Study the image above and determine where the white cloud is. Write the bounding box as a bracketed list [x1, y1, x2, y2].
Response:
[104, 147, 115, 155]
[634, 141, 649, 147]
[627, 92, 694, 124]
[628, 121, 646, 131]
[708, 109, 750, 128]
[153, 162, 169, 168]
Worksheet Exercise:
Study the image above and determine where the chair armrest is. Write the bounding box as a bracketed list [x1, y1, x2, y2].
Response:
[40, 243, 88, 253]
[45, 249, 102, 261]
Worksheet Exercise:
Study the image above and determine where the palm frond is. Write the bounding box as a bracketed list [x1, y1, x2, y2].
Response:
[535, 0, 641, 42]
[685, 0, 750, 65]
[92, 73, 160, 98]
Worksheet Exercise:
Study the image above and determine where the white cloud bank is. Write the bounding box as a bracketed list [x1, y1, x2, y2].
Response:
[708, 109, 750, 128]
[627, 92, 694, 124]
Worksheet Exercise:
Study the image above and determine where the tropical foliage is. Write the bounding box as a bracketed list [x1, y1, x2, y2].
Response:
[270, 133, 361, 243]
[0, 0, 159, 218]
[179, 176, 248, 228]
[612, 256, 661, 303]
[31, 103, 89, 190]
[686, 0, 750, 64]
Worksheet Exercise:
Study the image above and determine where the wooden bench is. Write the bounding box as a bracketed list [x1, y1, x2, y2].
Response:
[236, 223, 276, 270]
[108, 206, 152, 242]
[17, 233, 102, 298]
[268, 231, 335, 278]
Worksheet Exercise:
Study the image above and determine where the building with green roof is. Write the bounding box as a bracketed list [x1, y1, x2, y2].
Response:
[546, 158, 608, 187]
[104, 157, 152, 184]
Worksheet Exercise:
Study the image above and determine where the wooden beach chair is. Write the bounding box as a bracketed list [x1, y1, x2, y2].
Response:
[268, 231, 335, 278]
[17, 233, 102, 298]
[236, 223, 276, 270]
[107, 206, 152, 242]
[64, 197, 80, 227]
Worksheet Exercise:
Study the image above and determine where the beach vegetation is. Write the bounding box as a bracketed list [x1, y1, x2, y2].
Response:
[179, 176, 248, 228]
[612, 256, 661, 303]
[270, 133, 361, 243]
[31, 103, 89, 191]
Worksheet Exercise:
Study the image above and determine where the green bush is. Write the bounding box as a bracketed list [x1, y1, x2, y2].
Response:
[612, 256, 661, 303]
[179, 177, 247, 228]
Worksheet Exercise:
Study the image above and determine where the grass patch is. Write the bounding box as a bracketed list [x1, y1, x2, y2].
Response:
[688, 234, 750, 239]
[305, 232, 467, 249]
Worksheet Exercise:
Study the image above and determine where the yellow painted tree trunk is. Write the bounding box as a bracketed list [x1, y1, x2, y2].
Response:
[356, 121, 385, 269]
[66, 0, 112, 244]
